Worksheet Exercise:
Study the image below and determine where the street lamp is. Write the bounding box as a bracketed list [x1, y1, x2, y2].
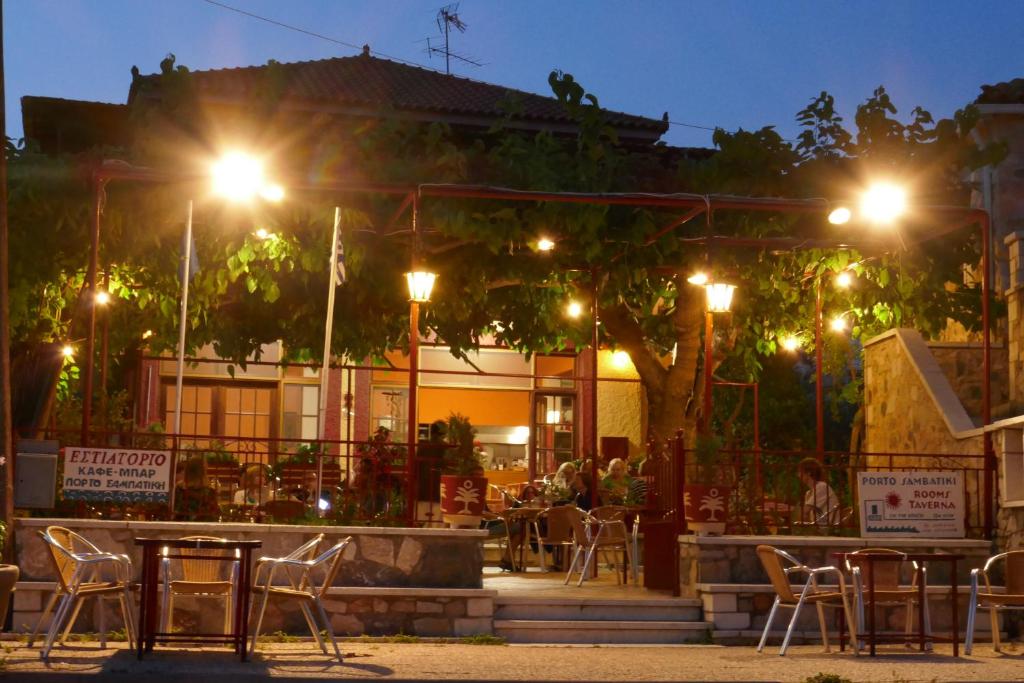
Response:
[566, 301, 583, 318]
[696, 278, 736, 433]
[812, 270, 854, 456]
[94, 290, 111, 306]
[537, 237, 555, 252]
[406, 270, 437, 302]
[860, 182, 907, 224]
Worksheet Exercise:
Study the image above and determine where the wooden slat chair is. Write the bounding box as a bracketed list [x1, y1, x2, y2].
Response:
[756, 545, 857, 656]
[249, 537, 352, 662]
[161, 535, 238, 634]
[564, 507, 633, 586]
[32, 526, 136, 658]
[965, 550, 1024, 654]
[845, 548, 930, 648]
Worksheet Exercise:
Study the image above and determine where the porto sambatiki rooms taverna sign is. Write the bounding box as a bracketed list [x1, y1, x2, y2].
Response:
[857, 471, 965, 538]
[62, 447, 173, 504]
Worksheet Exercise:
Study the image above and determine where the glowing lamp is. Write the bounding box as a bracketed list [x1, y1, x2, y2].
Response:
[611, 350, 632, 369]
[211, 152, 265, 202]
[260, 183, 285, 203]
[62, 345, 75, 358]
[255, 228, 272, 240]
[537, 237, 555, 252]
[834, 271, 853, 289]
[566, 301, 583, 318]
[860, 182, 907, 224]
[142, 329, 154, 340]
[828, 207, 851, 225]
[405, 270, 437, 303]
[782, 336, 800, 352]
[830, 316, 848, 332]
[687, 272, 709, 285]
[94, 290, 111, 305]
[705, 283, 736, 313]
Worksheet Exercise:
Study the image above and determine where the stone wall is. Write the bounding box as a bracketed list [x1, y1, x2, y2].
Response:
[863, 330, 983, 458]
[930, 343, 1008, 420]
[596, 350, 645, 461]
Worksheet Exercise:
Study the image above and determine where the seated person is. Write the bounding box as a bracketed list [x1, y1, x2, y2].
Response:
[351, 457, 386, 517]
[290, 469, 328, 510]
[550, 462, 577, 498]
[797, 457, 839, 525]
[571, 472, 594, 511]
[233, 463, 271, 506]
[174, 456, 220, 521]
[599, 457, 634, 505]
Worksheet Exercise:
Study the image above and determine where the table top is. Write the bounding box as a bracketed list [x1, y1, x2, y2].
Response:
[134, 537, 263, 549]
[831, 551, 965, 562]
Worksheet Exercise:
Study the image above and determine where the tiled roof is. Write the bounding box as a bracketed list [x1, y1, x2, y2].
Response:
[131, 53, 668, 136]
[975, 78, 1024, 105]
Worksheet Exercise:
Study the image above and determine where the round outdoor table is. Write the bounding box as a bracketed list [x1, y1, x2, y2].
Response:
[832, 551, 964, 657]
[134, 537, 262, 661]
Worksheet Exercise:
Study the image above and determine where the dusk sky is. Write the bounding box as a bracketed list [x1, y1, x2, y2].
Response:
[6, 1, 1024, 148]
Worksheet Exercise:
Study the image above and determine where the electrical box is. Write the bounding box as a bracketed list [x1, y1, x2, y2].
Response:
[14, 439, 59, 509]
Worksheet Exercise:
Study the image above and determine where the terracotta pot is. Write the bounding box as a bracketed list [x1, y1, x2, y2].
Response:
[0, 564, 19, 624]
[440, 474, 488, 528]
[683, 484, 731, 536]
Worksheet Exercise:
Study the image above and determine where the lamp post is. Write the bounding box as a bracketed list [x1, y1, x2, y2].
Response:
[405, 196, 436, 523]
[701, 281, 736, 434]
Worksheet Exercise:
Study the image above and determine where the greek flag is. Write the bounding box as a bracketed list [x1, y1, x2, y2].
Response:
[333, 231, 346, 286]
[179, 228, 199, 282]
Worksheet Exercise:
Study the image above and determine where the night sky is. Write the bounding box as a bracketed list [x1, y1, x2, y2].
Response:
[6, 0, 1024, 148]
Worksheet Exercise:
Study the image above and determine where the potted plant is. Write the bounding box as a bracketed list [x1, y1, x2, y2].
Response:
[0, 521, 19, 622]
[683, 434, 732, 536]
[439, 413, 487, 528]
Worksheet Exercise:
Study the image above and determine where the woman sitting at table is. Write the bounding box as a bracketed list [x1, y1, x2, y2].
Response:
[797, 457, 839, 525]
[551, 462, 577, 495]
[233, 464, 271, 506]
[174, 456, 221, 521]
[571, 472, 594, 511]
[600, 458, 634, 505]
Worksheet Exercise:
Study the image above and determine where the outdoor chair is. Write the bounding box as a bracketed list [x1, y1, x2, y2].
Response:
[32, 526, 136, 658]
[564, 507, 633, 586]
[592, 505, 641, 583]
[532, 505, 578, 572]
[756, 545, 857, 656]
[845, 548, 931, 649]
[249, 536, 353, 662]
[162, 535, 238, 634]
[965, 550, 1024, 654]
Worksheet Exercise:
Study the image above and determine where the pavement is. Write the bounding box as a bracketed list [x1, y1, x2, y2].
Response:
[2, 640, 1024, 682]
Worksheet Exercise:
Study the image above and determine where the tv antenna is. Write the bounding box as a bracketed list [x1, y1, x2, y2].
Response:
[424, 3, 482, 74]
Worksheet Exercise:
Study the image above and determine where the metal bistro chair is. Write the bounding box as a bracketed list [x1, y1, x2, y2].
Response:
[592, 505, 640, 583]
[565, 507, 633, 586]
[162, 535, 239, 635]
[32, 526, 136, 658]
[532, 505, 578, 572]
[756, 545, 858, 656]
[249, 537, 352, 662]
[965, 550, 1024, 654]
[845, 548, 931, 649]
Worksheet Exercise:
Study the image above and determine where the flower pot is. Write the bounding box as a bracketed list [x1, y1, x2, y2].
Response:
[683, 484, 731, 536]
[0, 564, 19, 622]
[440, 474, 488, 528]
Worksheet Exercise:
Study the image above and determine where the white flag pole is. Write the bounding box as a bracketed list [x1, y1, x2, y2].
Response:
[171, 199, 193, 513]
[316, 207, 341, 505]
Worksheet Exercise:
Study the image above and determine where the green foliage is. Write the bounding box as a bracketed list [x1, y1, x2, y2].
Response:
[443, 413, 485, 476]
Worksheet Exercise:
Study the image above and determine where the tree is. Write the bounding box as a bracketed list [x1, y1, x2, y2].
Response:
[8, 60, 1004, 453]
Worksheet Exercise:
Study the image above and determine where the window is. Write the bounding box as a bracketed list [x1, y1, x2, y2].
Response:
[419, 348, 532, 389]
[283, 385, 320, 442]
[1002, 430, 1024, 506]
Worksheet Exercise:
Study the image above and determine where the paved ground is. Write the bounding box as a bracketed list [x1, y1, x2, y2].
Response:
[3, 641, 1024, 682]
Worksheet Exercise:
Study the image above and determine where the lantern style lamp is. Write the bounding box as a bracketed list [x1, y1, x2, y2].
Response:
[705, 282, 736, 313]
[406, 270, 437, 302]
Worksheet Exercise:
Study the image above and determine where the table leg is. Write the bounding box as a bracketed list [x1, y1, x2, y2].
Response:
[238, 548, 252, 662]
[918, 566, 926, 651]
[145, 549, 159, 652]
[839, 602, 846, 652]
[137, 547, 149, 660]
[869, 557, 877, 657]
[951, 558, 959, 657]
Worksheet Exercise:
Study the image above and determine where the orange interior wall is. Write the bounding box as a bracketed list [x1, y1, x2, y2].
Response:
[418, 387, 530, 425]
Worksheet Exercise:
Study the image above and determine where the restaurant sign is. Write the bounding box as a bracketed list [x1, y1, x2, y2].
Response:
[857, 471, 964, 538]
[62, 447, 172, 504]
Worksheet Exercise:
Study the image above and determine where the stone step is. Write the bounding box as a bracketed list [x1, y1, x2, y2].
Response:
[495, 597, 701, 622]
[494, 618, 712, 644]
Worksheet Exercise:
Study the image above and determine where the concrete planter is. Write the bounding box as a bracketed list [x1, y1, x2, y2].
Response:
[683, 484, 730, 535]
[440, 475, 488, 528]
[0, 564, 19, 625]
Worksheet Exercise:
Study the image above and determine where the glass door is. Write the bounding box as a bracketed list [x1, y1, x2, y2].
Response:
[532, 392, 575, 480]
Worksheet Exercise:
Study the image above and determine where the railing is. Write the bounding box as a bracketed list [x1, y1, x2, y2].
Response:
[664, 436, 993, 538]
[31, 428, 451, 527]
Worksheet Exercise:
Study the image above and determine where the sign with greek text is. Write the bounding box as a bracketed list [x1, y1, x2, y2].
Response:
[857, 471, 964, 538]
[62, 447, 172, 504]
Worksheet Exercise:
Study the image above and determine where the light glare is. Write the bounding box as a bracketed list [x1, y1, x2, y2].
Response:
[94, 290, 111, 305]
[537, 237, 555, 252]
[255, 228, 271, 240]
[830, 316, 848, 332]
[834, 271, 853, 289]
[212, 152, 265, 202]
[260, 183, 285, 202]
[687, 272, 709, 285]
[860, 183, 907, 224]
[611, 350, 632, 369]
[62, 345, 75, 358]
[566, 301, 583, 318]
[828, 207, 851, 225]
[782, 336, 800, 352]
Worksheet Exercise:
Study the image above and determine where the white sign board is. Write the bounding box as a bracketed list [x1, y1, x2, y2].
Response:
[62, 447, 172, 504]
[857, 471, 965, 538]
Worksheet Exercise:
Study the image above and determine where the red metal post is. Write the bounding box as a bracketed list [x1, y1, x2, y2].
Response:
[980, 211, 994, 538]
[590, 274, 600, 511]
[702, 310, 713, 434]
[81, 176, 104, 446]
[406, 194, 420, 524]
[814, 281, 824, 458]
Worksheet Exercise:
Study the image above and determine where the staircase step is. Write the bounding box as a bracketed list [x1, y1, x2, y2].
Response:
[495, 597, 701, 622]
[494, 619, 713, 644]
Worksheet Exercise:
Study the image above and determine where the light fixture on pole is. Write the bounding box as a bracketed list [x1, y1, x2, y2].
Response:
[860, 182, 907, 224]
[566, 300, 583, 318]
[705, 282, 736, 313]
[406, 270, 437, 303]
[696, 278, 736, 434]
